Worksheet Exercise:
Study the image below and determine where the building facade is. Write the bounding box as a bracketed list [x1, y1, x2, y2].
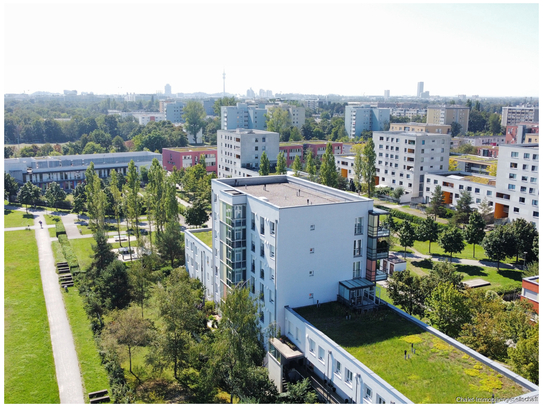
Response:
[521, 276, 539, 315]
[221, 103, 268, 131]
[373, 131, 451, 203]
[162, 147, 217, 173]
[501, 106, 539, 127]
[426, 105, 470, 135]
[217, 129, 280, 178]
[344, 105, 391, 138]
[505, 123, 539, 144]
[389, 123, 450, 134]
[4, 151, 161, 191]
[133, 112, 166, 126]
[416, 82, 424, 98]
[164, 101, 185, 123]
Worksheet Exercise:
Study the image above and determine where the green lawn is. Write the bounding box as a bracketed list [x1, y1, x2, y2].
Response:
[3, 209, 37, 228]
[192, 230, 212, 248]
[51, 240, 67, 264]
[295, 303, 525, 404]
[4, 229, 60, 403]
[413, 240, 488, 261]
[44, 214, 62, 237]
[63, 288, 110, 402]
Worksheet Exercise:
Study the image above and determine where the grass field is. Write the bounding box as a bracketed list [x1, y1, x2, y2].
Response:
[295, 303, 526, 404]
[4, 209, 37, 228]
[4, 229, 60, 403]
[63, 288, 110, 402]
[70, 238, 95, 271]
[44, 214, 62, 237]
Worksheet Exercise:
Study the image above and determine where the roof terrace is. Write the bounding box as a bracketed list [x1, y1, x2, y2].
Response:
[294, 302, 529, 404]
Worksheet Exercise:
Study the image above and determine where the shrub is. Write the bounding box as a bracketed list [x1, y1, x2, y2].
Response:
[55, 222, 66, 237]
[58, 234, 79, 271]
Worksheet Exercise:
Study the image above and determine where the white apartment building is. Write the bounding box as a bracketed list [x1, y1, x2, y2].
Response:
[373, 131, 451, 203]
[335, 153, 356, 181]
[185, 229, 216, 301]
[217, 129, 280, 178]
[132, 112, 166, 126]
[221, 103, 267, 131]
[457, 135, 506, 146]
[288, 106, 305, 129]
[422, 144, 539, 229]
[501, 106, 539, 126]
[345, 105, 391, 138]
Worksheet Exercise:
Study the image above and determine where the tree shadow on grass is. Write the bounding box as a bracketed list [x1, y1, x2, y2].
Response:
[497, 268, 523, 282]
[456, 264, 487, 277]
[23, 213, 36, 221]
[4, 209, 13, 215]
[412, 258, 433, 270]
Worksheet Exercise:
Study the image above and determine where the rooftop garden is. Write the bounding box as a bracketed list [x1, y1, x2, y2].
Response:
[192, 230, 213, 248]
[294, 302, 527, 404]
[455, 155, 497, 163]
[463, 175, 495, 185]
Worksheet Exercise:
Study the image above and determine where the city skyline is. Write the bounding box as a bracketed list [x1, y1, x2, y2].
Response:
[4, 1, 540, 97]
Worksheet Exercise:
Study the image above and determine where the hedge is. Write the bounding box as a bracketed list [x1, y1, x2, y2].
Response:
[375, 205, 448, 231]
[57, 234, 80, 272]
[55, 222, 66, 237]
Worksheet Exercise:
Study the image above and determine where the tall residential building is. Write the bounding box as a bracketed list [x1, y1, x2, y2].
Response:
[389, 123, 451, 134]
[221, 103, 268, 131]
[344, 105, 391, 138]
[164, 83, 172, 95]
[384, 90, 390, 99]
[217, 129, 280, 178]
[373, 131, 451, 202]
[247, 88, 255, 98]
[501, 106, 539, 126]
[287, 106, 305, 129]
[426, 105, 470, 135]
[416, 82, 424, 98]
[164, 101, 185, 123]
[203, 99, 216, 116]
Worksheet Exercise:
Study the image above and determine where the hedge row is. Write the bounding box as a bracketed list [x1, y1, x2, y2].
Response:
[55, 222, 66, 237]
[376, 205, 448, 232]
[57, 234, 80, 273]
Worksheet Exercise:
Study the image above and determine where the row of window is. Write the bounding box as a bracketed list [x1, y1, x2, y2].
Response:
[511, 152, 538, 160]
[509, 162, 538, 171]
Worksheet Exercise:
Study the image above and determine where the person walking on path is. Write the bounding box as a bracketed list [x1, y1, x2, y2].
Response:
[34, 214, 85, 404]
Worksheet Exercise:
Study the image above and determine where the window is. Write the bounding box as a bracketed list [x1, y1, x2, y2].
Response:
[532, 200, 538, 206]
[508, 184, 516, 190]
[532, 166, 538, 172]
[335, 361, 341, 377]
[377, 395, 386, 404]
[509, 173, 517, 179]
[270, 245, 275, 258]
[521, 186, 527, 192]
[476, 198, 481, 203]
[270, 222, 275, 236]
[310, 224, 315, 231]
[365, 385, 372, 401]
[260, 217, 265, 234]
[533, 154, 538, 160]
[522, 176, 528, 181]
[353, 240, 362, 256]
[309, 338, 315, 354]
[530, 177, 537, 183]
[309, 247, 314, 254]
[523, 164, 528, 170]
[475, 188, 480, 193]
[318, 346, 325, 361]
[533, 211, 539, 218]
[255, 146, 259, 151]
[354, 217, 364, 234]
[459, 185, 464, 190]
[434, 180, 438, 184]
[353, 261, 361, 278]
[524, 153, 530, 159]
[510, 163, 518, 169]
[487, 190, 492, 196]
[345, 368, 353, 384]
[520, 197, 526, 203]
[260, 241, 265, 257]
[467, 186, 472, 191]
[529, 188, 535, 194]
[514, 207, 520, 213]
[511, 152, 519, 158]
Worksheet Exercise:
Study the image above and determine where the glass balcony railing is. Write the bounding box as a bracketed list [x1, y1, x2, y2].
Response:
[368, 225, 390, 237]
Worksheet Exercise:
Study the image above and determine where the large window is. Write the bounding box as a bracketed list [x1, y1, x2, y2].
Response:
[309, 338, 315, 354]
[318, 346, 325, 361]
[345, 368, 353, 384]
[335, 360, 341, 377]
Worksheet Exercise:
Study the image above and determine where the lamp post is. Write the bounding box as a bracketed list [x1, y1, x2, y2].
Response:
[523, 252, 528, 271]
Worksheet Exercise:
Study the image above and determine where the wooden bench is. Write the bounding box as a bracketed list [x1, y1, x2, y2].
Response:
[89, 395, 110, 404]
[89, 389, 109, 404]
[89, 389, 108, 398]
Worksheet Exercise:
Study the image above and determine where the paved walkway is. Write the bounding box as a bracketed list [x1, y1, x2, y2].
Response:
[176, 196, 212, 228]
[33, 213, 85, 404]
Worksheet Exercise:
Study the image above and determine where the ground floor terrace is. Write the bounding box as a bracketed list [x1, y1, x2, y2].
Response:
[273, 302, 537, 404]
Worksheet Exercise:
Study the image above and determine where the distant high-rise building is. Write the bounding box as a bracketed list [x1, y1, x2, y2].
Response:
[247, 88, 255, 98]
[221, 103, 267, 131]
[417, 82, 424, 98]
[421, 91, 429, 98]
[344, 104, 391, 138]
[384, 90, 390, 99]
[259, 89, 266, 98]
[501, 106, 539, 127]
[165, 84, 172, 95]
[266, 90, 273, 98]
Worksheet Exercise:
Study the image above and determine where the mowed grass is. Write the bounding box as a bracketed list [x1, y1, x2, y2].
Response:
[295, 303, 526, 404]
[44, 214, 62, 237]
[63, 288, 110, 402]
[3, 209, 37, 228]
[70, 238, 95, 271]
[4, 229, 60, 403]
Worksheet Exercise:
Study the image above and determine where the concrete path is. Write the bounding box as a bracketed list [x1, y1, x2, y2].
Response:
[33, 213, 85, 404]
[176, 196, 212, 228]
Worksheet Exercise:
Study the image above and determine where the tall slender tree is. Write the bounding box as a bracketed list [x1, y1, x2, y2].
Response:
[353, 144, 364, 194]
[464, 212, 486, 258]
[291, 155, 302, 176]
[109, 169, 123, 246]
[259, 151, 270, 176]
[427, 185, 446, 220]
[417, 217, 440, 254]
[319, 142, 337, 187]
[276, 151, 287, 175]
[304, 149, 316, 182]
[361, 139, 376, 197]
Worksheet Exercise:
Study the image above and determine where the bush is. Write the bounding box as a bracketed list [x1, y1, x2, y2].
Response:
[58, 234, 79, 271]
[375, 205, 448, 232]
[55, 222, 66, 237]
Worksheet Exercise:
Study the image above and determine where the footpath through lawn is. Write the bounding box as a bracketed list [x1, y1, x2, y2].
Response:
[4, 229, 60, 403]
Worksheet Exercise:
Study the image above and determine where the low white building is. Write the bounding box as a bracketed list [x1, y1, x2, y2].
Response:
[185, 229, 215, 302]
[133, 112, 166, 126]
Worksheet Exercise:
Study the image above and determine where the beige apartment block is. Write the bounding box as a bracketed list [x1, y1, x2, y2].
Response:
[426, 105, 470, 134]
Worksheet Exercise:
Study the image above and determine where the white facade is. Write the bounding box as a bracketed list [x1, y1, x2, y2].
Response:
[501, 106, 539, 126]
[288, 106, 306, 129]
[373, 131, 451, 203]
[204, 176, 381, 333]
[185, 229, 215, 301]
[457, 135, 506, 146]
[345, 105, 391, 138]
[133, 112, 166, 126]
[217, 129, 280, 178]
[335, 154, 356, 181]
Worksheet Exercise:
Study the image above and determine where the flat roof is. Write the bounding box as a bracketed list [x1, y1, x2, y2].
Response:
[165, 146, 216, 152]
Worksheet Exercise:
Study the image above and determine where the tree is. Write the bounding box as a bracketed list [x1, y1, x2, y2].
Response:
[210, 285, 264, 403]
[304, 149, 316, 182]
[156, 220, 184, 267]
[507, 323, 539, 385]
[454, 190, 473, 225]
[147, 159, 166, 234]
[45, 182, 66, 210]
[510, 218, 538, 263]
[425, 282, 470, 337]
[353, 144, 363, 194]
[289, 126, 302, 142]
[152, 268, 205, 380]
[265, 106, 291, 140]
[109, 169, 124, 246]
[387, 270, 425, 317]
[438, 227, 465, 260]
[213, 96, 237, 116]
[96, 260, 131, 311]
[103, 307, 152, 381]
[478, 197, 493, 220]
[86, 173, 107, 231]
[482, 224, 516, 270]
[183, 101, 206, 141]
[464, 212, 486, 258]
[112, 136, 127, 152]
[417, 217, 440, 253]
[82, 141, 106, 155]
[488, 113, 502, 134]
[427, 185, 446, 220]
[398, 221, 415, 258]
[426, 261, 464, 292]
[238, 367, 279, 404]
[87, 228, 116, 281]
[185, 198, 209, 227]
[280, 378, 317, 403]
[125, 160, 141, 242]
[4, 172, 19, 203]
[259, 151, 270, 176]
[17, 181, 41, 212]
[391, 186, 405, 200]
[487, 162, 497, 176]
[291, 155, 302, 176]
[276, 151, 287, 175]
[132, 130, 168, 153]
[450, 121, 462, 137]
[319, 142, 337, 187]
[361, 139, 376, 197]
[448, 158, 458, 171]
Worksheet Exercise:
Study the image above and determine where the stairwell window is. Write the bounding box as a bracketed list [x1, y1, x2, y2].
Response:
[345, 368, 353, 384]
[335, 361, 341, 378]
[309, 338, 315, 354]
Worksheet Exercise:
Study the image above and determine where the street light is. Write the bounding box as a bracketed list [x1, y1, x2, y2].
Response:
[523, 252, 528, 271]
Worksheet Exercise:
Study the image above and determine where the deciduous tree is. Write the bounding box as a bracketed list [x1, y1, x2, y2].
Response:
[291, 155, 302, 176]
[45, 181, 66, 210]
[319, 142, 337, 188]
[398, 221, 415, 258]
[417, 217, 440, 253]
[482, 224, 516, 270]
[259, 151, 270, 176]
[425, 282, 470, 337]
[387, 270, 425, 317]
[156, 220, 184, 267]
[276, 151, 287, 175]
[464, 212, 486, 258]
[438, 227, 466, 260]
[4, 172, 19, 203]
[183, 101, 206, 141]
[361, 139, 376, 197]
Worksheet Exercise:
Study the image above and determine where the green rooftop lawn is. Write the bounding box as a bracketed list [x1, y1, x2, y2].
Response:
[4, 230, 60, 403]
[295, 302, 526, 404]
[192, 230, 213, 248]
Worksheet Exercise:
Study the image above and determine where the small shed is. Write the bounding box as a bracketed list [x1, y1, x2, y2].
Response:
[338, 278, 377, 307]
[381, 254, 407, 275]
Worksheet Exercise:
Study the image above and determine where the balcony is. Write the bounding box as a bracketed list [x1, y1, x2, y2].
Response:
[367, 225, 390, 238]
[375, 270, 388, 281]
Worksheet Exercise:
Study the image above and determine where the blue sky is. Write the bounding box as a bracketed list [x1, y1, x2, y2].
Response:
[3, 1, 539, 97]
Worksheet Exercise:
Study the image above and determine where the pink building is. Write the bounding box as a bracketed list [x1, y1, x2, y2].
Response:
[162, 147, 217, 173]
